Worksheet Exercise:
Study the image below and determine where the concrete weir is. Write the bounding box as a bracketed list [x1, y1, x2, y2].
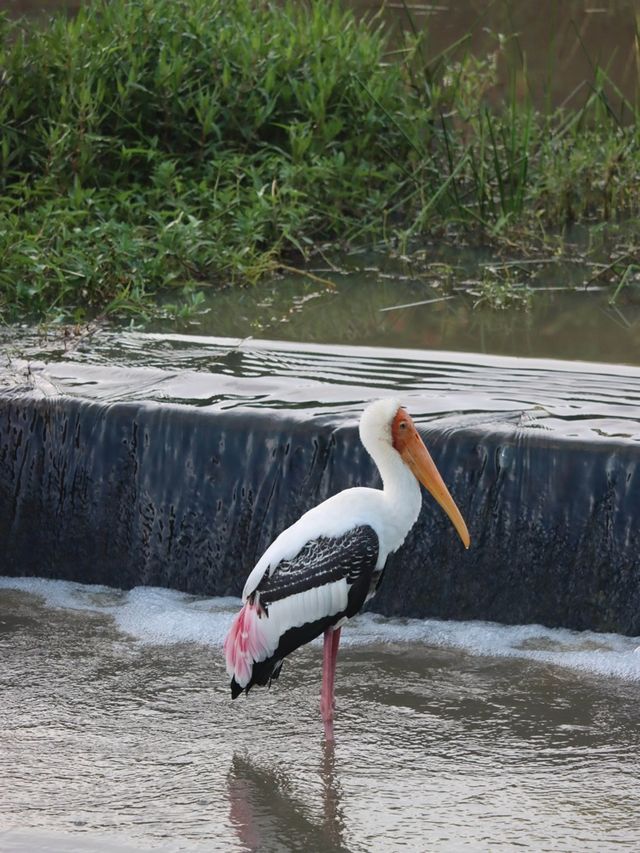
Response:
[1, 333, 639, 635]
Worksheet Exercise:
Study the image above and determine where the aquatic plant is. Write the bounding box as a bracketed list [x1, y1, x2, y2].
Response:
[0, 0, 638, 320]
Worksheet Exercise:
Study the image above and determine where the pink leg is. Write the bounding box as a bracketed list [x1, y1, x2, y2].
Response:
[321, 627, 341, 739]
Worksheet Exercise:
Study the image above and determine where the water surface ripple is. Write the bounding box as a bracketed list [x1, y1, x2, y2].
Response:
[3, 333, 640, 445]
[1, 580, 639, 852]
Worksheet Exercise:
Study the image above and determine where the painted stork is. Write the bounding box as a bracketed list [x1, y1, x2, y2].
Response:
[224, 398, 470, 736]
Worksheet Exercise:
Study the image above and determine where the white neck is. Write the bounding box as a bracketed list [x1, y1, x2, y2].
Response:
[369, 440, 423, 552]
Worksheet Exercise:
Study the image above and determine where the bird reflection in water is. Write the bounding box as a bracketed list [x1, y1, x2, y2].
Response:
[227, 739, 348, 852]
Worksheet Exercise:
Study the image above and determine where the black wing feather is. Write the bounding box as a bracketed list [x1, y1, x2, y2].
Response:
[235, 525, 380, 696]
[255, 524, 379, 612]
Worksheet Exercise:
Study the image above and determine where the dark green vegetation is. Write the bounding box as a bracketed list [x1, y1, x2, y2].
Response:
[1, 0, 639, 321]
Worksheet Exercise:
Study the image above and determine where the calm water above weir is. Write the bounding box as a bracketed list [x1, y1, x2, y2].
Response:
[1, 579, 640, 852]
[149, 262, 640, 367]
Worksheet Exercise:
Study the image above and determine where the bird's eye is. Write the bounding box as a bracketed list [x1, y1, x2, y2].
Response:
[399, 421, 407, 430]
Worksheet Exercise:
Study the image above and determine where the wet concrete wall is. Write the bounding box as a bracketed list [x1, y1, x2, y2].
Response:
[1, 393, 638, 635]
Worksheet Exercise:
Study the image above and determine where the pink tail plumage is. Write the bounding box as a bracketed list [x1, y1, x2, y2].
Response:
[224, 602, 268, 690]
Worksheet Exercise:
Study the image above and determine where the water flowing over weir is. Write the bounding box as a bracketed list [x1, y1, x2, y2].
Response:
[1, 333, 639, 634]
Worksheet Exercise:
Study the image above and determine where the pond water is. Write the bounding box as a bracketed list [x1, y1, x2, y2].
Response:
[354, 0, 640, 108]
[149, 259, 640, 367]
[1, 578, 640, 852]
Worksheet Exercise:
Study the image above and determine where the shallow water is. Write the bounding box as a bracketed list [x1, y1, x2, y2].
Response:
[2, 578, 639, 852]
[148, 272, 640, 367]
[141, 236, 640, 366]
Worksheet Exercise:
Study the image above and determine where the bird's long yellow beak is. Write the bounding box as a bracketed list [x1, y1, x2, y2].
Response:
[396, 418, 470, 549]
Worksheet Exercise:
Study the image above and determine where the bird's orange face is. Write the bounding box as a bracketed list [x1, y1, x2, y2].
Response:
[392, 408, 470, 548]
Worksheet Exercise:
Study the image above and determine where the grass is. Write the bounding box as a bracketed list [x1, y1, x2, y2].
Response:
[1, 0, 639, 321]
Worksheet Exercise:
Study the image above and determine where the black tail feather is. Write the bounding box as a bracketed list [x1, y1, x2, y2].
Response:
[229, 656, 284, 699]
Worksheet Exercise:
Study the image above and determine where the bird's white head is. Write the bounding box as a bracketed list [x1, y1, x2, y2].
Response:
[359, 397, 401, 451]
[360, 398, 470, 549]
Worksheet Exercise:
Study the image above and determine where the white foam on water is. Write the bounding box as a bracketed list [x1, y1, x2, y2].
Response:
[352, 612, 640, 681]
[2, 576, 639, 682]
[0, 576, 236, 648]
